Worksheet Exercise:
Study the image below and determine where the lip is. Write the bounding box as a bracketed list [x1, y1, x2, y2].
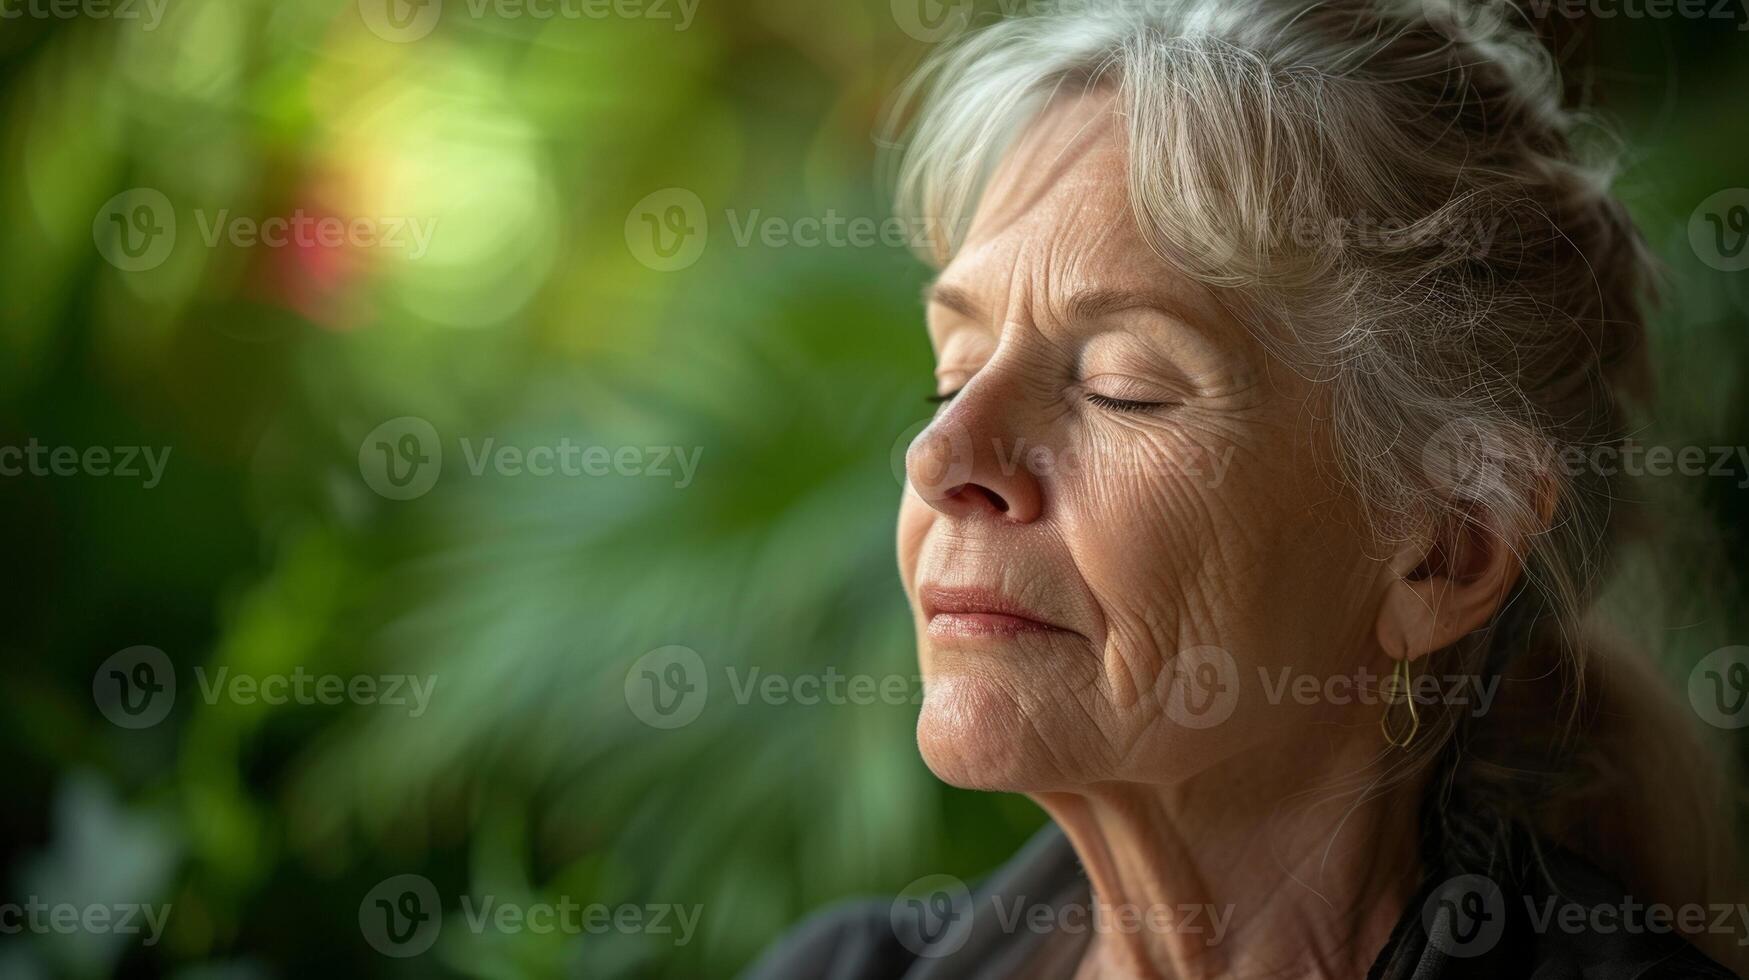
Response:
[919, 585, 1073, 638]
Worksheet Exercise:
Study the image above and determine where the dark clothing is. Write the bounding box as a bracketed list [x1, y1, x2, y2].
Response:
[743, 823, 1737, 979]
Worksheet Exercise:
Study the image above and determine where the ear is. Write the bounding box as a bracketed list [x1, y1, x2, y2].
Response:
[1375, 506, 1528, 663]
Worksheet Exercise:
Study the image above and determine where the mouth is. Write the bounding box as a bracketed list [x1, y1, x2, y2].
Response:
[919, 584, 1074, 638]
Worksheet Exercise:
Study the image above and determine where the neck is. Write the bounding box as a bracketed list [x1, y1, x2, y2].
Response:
[1035, 734, 1425, 980]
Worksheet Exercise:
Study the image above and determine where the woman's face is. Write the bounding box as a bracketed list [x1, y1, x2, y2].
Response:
[896, 94, 1393, 794]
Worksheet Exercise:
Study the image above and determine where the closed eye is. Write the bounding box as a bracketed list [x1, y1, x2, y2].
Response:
[932, 390, 1172, 412]
[1085, 392, 1173, 413]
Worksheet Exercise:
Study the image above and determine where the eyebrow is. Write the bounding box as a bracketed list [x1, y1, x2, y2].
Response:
[1064, 287, 1199, 326]
[924, 282, 1205, 335]
[924, 282, 981, 322]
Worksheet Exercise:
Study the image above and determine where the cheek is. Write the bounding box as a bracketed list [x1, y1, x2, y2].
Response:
[1082, 436, 1384, 764]
[1052, 424, 1365, 743]
[1069, 414, 1339, 628]
[1059, 427, 1253, 644]
[896, 491, 932, 598]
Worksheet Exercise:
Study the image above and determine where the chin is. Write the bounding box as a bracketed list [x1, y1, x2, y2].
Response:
[915, 670, 1065, 792]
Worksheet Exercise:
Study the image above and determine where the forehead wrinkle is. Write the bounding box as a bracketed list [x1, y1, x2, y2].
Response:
[935, 92, 1249, 370]
[1029, 185, 1137, 332]
[938, 98, 1133, 343]
[968, 93, 1123, 247]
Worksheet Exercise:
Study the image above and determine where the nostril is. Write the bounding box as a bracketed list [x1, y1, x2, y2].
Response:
[966, 484, 1009, 513]
[916, 468, 1036, 522]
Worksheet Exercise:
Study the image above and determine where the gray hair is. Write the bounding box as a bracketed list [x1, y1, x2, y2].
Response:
[891, 0, 1741, 963]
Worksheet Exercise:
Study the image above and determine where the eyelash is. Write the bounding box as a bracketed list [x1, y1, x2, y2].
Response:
[1084, 392, 1169, 413]
[928, 390, 1171, 413]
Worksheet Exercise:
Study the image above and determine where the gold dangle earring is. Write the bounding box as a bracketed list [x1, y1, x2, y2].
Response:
[1381, 657, 1420, 749]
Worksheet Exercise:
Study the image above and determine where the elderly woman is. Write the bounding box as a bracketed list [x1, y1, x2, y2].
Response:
[748, 1, 1744, 977]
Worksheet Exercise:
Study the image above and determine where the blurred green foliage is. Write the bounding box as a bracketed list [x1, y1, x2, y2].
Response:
[0, 2, 1744, 978]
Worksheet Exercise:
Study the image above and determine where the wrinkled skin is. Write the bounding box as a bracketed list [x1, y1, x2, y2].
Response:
[898, 91, 1389, 803]
[894, 92, 1510, 978]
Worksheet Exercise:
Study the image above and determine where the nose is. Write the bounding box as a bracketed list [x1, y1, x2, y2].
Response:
[904, 387, 1044, 523]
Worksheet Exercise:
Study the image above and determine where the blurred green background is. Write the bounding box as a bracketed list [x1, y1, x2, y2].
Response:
[0, 1, 1744, 977]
